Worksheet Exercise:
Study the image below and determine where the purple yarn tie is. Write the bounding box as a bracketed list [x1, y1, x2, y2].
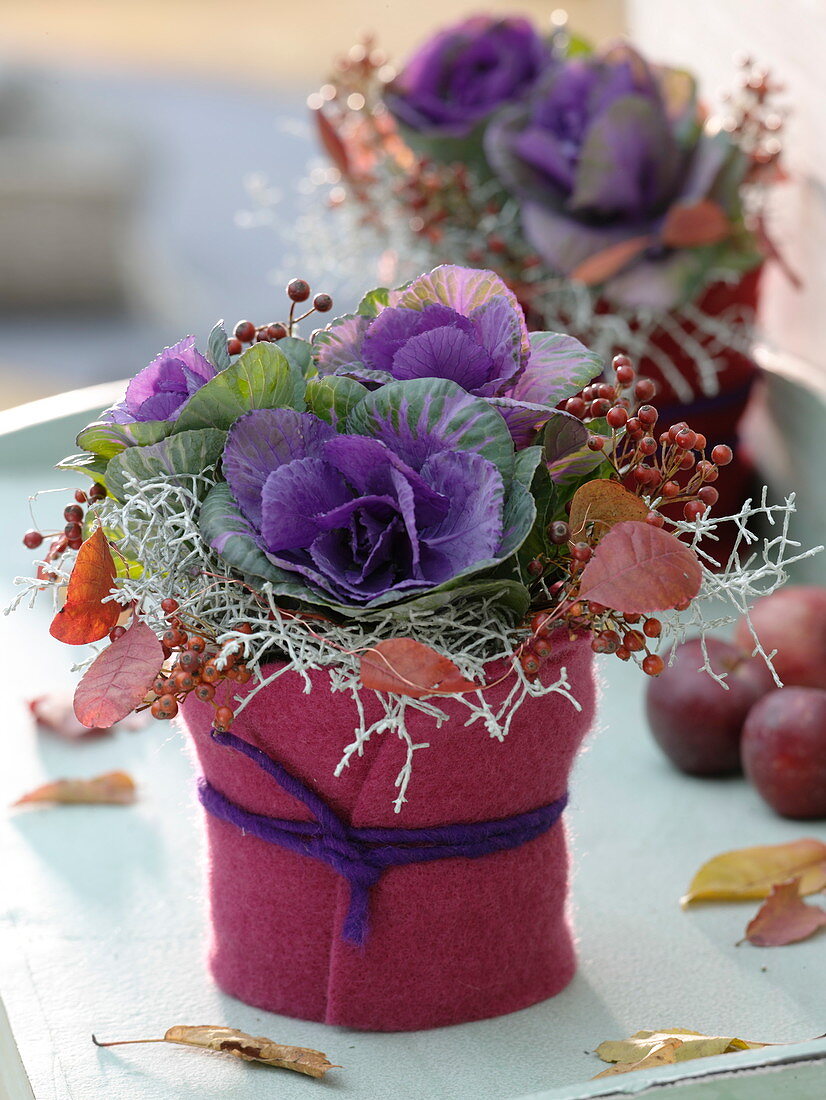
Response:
[199, 728, 568, 948]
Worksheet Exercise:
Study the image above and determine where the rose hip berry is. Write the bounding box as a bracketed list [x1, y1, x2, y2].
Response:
[287, 278, 311, 302]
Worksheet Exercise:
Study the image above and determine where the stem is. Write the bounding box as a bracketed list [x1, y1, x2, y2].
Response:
[92, 1035, 164, 1047]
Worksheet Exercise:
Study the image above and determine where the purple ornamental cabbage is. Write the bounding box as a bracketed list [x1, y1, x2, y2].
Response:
[106, 336, 216, 424]
[312, 265, 602, 448]
[485, 44, 746, 308]
[218, 404, 509, 605]
[385, 15, 551, 137]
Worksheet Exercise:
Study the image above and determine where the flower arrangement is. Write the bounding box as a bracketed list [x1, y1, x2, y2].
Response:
[12, 263, 818, 1030]
[270, 15, 792, 418]
[15, 264, 811, 807]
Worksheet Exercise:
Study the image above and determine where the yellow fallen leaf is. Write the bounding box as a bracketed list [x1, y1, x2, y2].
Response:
[681, 839, 826, 906]
[596, 1028, 766, 1066]
[593, 1037, 683, 1078]
[13, 771, 136, 807]
[92, 1026, 338, 1079]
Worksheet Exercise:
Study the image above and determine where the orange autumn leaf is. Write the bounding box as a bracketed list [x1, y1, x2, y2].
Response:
[13, 770, 136, 807]
[360, 638, 479, 699]
[92, 1025, 339, 1079]
[661, 199, 731, 248]
[681, 839, 826, 905]
[49, 526, 120, 645]
[570, 234, 655, 286]
[568, 480, 649, 542]
[742, 878, 826, 947]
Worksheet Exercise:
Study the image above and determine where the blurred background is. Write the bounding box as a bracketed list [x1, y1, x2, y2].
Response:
[0, 0, 822, 414]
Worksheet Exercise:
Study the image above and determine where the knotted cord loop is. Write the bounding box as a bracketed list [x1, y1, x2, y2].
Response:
[199, 728, 568, 947]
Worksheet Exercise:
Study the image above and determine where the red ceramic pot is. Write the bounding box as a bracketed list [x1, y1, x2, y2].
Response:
[183, 632, 595, 1031]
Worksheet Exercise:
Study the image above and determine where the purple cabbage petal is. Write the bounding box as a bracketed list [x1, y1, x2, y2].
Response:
[542, 412, 589, 464]
[312, 314, 372, 376]
[321, 433, 449, 526]
[260, 457, 368, 552]
[417, 450, 504, 574]
[681, 131, 737, 207]
[223, 408, 336, 528]
[467, 295, 525, 393]
[308, 524, 406, 598]
[390, 326, 496, 392]
[390, 265, 531, 364]
[599, 250, 705, 311]
[347, 378, 515, 478]
[513, 125, 577, 192]
[521, 200, 644, 277]
[386, 15, 550, 137]
[487, 396, 556, 449]
[122, 336, 215, 423]
[570, 95, 680, 219]
[361, 302, 474, 372]
[131, 391, 184, 422]
[510, 331, 603, 408]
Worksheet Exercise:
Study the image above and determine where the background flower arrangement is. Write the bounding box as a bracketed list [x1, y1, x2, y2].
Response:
[253, 13, 794, 509]
[13, 263, 813, 808]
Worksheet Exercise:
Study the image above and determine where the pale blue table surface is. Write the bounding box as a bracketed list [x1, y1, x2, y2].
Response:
[1, 389, 825, 1100]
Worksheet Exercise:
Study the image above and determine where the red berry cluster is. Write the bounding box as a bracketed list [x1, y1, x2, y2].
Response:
[148, 600, 252, 732]
[23, 485, 107, 578]
[517, 354, 739, 679]
[520, 607, 666, 679]
[719, 55, 785, 181]
[227, 279, 333, 356]
[564, 354, 733, 523]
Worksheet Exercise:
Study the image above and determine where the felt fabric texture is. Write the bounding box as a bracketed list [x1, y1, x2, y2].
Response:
[183, 632, 595, 1031]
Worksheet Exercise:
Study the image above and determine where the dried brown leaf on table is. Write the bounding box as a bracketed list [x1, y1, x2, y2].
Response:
[742, 877, 826, 947]
[595, 1028, 767, 1067]
[28, 694, 150, 739]
[28, 694, 112, 738]
[593, 1037, 683, 1077]
[681, 839, 826, 905]
[92, 1026, 339, 1079]
[13, 771, 136, 807]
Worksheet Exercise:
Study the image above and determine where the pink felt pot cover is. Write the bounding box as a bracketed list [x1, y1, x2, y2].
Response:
[183, 632, 595, 1031]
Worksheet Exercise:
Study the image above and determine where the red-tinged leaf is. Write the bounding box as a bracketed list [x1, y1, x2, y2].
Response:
[73, 620, 164, 728]
[661, 200, 731, 248]
[743, 878, 826, 947]
[313, 106, 351, 179]
[13, 771, 136, 807]
[578, 520, 702, 613]
[360, 638, 479, 699]
[569, 480, 649, 541]
[570, 235, 654, 286]
[49, 526, 120, 645]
